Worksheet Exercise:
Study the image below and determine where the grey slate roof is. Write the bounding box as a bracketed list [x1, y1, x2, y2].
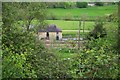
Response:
[39, 29, 46, 32]
[39, 24, 62, 32]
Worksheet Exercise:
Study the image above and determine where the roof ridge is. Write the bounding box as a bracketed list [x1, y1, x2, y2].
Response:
[39, 24, 62, 32]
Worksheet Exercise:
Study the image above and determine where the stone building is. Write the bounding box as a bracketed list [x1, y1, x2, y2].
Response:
[38, 24, 62, 40]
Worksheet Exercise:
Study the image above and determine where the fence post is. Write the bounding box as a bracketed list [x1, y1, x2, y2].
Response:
[78, 20, 81, 50]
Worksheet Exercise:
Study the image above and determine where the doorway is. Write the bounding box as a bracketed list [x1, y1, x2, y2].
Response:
[56, 32, 59, 40]
[46, 32, 49, 39]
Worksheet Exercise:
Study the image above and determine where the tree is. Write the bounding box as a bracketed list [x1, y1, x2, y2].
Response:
[2, 2, 70, 78]
[2, 3, 38, 78]
[2, 2, 46, 78]
[17, 2, 47, 31]
[87, 18, 107, 39]
[62, 2, 76, 9]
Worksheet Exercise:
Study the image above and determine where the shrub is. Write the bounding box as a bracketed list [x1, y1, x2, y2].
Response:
[29, 44, 71, 78]
[76, 2, 88, 8]
[95, 2, 104, 6]
[46, 2, 76, 9]
[87, 19, 107, 39]
[69, 38, 119, 79]
[107, 12, 118, 22]
[2, 28, 71, 78]
[2, 52, 37, 78]
[2, 30, 37, 78]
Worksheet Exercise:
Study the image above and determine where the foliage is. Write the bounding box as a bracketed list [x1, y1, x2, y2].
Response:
[68, 38, 119, 79]
[2, 2, 71, 79]
[2, 5, 37, 76]
[29, 44, 71, 78]
[76, 2, 88, 8]
[19, 2, 47, 31]
[2, 2, 47, 32]
[107, 12, 118, 22]
[2, 50, 37, 78]
[95, 2, 104, 6]
[62, 2, 76, 9]
[87, 18, 107, 39]
[46, 2, 76, 9]
[46, 2, 59, 8]
[2, 24, 37, 78]
[118, 2, 120, 53]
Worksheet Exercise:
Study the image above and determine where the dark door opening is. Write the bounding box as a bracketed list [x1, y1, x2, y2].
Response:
[56, 32, 59, 40]
[46, 32, 49, 39]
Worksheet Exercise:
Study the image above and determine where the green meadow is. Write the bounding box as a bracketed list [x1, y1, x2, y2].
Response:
[46, 20, 95, 30]
[47, 5, 117, 17]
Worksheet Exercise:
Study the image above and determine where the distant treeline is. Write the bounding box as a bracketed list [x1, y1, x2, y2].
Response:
[45, 2, 116, 9]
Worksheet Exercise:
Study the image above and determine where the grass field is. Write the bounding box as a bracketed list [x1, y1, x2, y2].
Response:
[47, 5, 117, 17]
[46, 20, 95, 30]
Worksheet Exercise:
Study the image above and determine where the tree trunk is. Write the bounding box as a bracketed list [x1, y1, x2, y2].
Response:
[118, 2, 120, 53]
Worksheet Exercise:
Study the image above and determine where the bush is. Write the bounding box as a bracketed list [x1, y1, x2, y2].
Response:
[63, 2, 76, 9]
[87, 20, 107, 39]
[95, 2, 104, 6]
[2, 30, 37, 78]
[2, 27, 70, 78]
[69, 38, 119, 79]
[2, 52, 37, 78]
[76, 2, 88, 8]
[107, 12, 118, 22]
[29, 43, 71, 78]
[46, 2, 76, 9]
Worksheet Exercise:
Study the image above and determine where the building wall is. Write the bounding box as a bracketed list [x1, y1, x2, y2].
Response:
[49, 32, 56, 40]
[49, 32, 62, 40]
[59, 32, 62, 40]
[38, 32, 46, 40]
[38, 32, 62, 40]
